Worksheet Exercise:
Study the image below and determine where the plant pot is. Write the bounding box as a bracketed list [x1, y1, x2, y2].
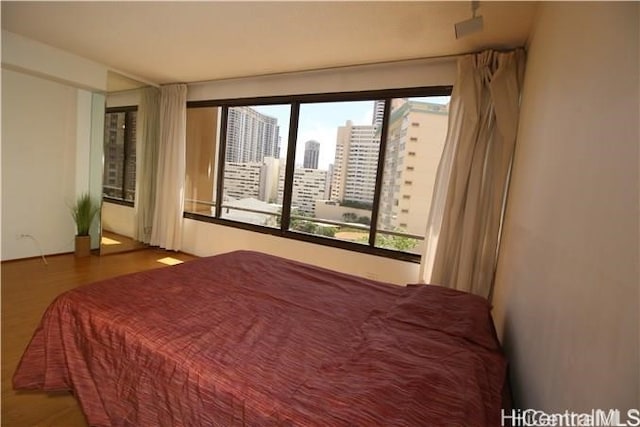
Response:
[75, 235, 91, 258]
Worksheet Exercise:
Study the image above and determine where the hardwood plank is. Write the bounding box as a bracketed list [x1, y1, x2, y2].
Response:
[1, 249, 198, 427]
[100, 230, 147, 256]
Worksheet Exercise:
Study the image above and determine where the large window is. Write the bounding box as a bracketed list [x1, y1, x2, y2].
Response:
[103, 107, 137, 203]
[184, 87, 451, 261]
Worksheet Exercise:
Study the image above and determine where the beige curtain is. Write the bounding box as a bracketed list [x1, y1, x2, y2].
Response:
[150, 84, 187, 250]
[420, 49, 525, 299]
[134, 87, 160, 244]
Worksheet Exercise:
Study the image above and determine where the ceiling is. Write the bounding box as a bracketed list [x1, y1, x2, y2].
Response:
[2, 1, 538, 91]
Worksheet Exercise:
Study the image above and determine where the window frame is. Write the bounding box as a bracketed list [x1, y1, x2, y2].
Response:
[184, 86, 452, 263]
[103, 106, 138, 207]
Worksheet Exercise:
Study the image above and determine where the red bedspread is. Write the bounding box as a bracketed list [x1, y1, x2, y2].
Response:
[14, 250, 507, 426]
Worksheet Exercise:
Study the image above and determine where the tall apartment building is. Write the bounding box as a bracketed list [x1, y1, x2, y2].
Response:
[330, 120, 380, 205]
[277, 167, 329, 216]
[103, 112, 124, 196]
[303, 140, 320, 169]
[259, 156, 281, 203]
[223, 162, 263, 201]
[378, 100, 449, 235]
[226, 106, 280, 163]
[372, 99, 385, 129]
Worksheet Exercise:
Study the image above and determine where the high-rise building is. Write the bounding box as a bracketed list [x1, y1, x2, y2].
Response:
[223, 162, 263, 201]
[303, 140, 320, 169]
[225, 106, 280, 163]
[372, 99, 385, 129]
[103, 112, 124, 196]
[222, 157, 282, 204]
[259, 157, 281, 203]
[278, 167, 328, 216]
[330, 120, 380, 205]
[378, 100, 449, 235]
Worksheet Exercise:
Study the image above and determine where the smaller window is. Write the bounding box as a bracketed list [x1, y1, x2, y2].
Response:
[408, 151, 416, 157]
[411, 122, 420, 127]
[404, 180, 413, 185]
[402, 195, 411, 200]
[406, 166, 415, 171]
[401, 209, 409, 214]
[409, 137, 418, 142]
[103, 108, 137, 203]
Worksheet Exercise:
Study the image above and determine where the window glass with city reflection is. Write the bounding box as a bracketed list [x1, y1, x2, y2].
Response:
[376, 96, 450, 254]
[290, 101, 381, 243]
[220, 104, 290, 228]
[103, 110, 136, 202]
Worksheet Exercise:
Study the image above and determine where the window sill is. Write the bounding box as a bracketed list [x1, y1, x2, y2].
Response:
[183, 211, 421, 264]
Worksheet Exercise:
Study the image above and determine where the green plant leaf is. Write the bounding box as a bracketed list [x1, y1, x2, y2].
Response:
[71, 193, 99, 236]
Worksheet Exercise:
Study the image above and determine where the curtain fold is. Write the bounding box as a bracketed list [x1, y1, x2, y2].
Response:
[420, 49, 525, 299]
[150, 84, 187, 250]
[134, 87, 160, 244]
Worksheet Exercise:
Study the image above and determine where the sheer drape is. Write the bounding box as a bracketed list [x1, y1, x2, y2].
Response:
[150, 84, 187, 250]
[420, 49, 525, 299]
[134, 87, 160, 244]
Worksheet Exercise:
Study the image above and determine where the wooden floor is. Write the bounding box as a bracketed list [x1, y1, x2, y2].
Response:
[1, 248, 198, 427]
[99, 230, 147, 255]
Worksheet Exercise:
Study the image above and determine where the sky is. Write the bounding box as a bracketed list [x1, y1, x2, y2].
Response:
[254, 96, 450, 170]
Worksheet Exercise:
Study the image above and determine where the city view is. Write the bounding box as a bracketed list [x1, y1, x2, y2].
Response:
[103, 110, 137, 202]
[185, 96, 450, 255]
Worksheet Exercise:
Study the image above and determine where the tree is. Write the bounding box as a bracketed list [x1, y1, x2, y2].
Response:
[341, 200, 373, 210]
[356, 229, 418, 252]
[356, 216, 371, 225]
[294, 221, 318, 234]
[374, 234, 418, 252]
[268, 207, 336, 239]
[316, 226, 336, 238]
[342, 212, 358, 222]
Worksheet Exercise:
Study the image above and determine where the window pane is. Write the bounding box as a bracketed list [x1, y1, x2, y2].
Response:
[123, 111, 137, 202]
[103, 111, 137, 202]
[221, 105, 289, 228]
[376, 97, 450, 254]
[185, 107, 219, 215]
[103, 112, 126, 199]
[290, 101, 381, 243]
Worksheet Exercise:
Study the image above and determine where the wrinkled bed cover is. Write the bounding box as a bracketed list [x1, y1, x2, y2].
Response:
[14, 250, 506, 426]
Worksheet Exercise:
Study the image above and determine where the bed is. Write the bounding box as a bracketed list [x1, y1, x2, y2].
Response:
[13, 250, 507, 426]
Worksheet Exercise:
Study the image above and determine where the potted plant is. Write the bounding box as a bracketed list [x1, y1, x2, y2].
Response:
[71, 193, 99, 257]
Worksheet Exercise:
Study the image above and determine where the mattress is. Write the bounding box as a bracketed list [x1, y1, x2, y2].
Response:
[14, 250, 507, 426]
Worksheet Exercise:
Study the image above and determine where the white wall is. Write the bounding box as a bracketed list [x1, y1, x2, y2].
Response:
[182, 218, 419, 285]
[492, 2, 639, 410]
[1, 31, 109, 260]
[2, 30, 107, 92]
[106, 90, 140, 108]
[1, 69, 79, 259]
[75, 90, 92, 196]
